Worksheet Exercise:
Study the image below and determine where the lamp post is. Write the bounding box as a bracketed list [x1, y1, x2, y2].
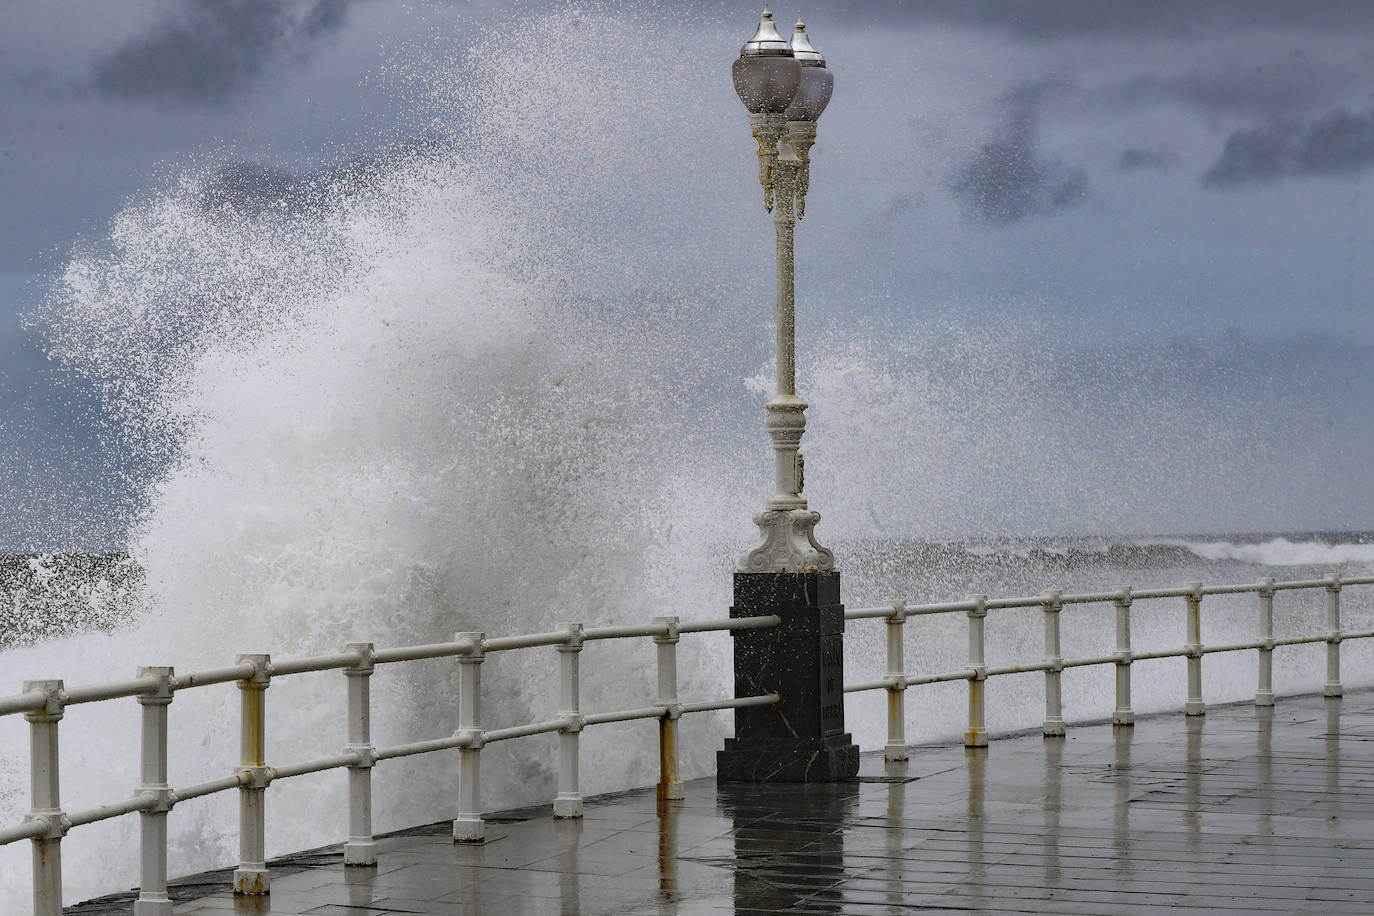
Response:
[718, 9, 858, 783]
[733, 9, 834, 575]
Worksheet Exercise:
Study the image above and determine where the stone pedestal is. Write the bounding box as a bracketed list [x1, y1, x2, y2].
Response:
[717, 571, 859, 782]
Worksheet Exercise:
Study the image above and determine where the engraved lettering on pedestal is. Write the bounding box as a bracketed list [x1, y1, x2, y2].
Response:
[819, 635, 844, 736]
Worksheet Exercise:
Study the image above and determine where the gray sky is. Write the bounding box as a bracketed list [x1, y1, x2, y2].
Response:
[2, 0, 1372, 548]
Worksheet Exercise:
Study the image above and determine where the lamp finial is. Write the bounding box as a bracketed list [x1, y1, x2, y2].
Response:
[741, 6, 793, 57]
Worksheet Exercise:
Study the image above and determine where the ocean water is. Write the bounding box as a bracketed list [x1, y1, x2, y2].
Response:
[2, 6, 1371, 909]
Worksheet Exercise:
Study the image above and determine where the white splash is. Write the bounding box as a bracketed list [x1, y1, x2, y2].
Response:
[1159, 537, 1374, 567]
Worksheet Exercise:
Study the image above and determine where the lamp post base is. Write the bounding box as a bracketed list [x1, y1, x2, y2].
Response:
[717, 571, 859, 783]
[718, 733, 859, 782]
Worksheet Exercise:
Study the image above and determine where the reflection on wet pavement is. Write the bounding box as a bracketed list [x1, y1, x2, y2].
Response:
[166, 690, 1374, 914]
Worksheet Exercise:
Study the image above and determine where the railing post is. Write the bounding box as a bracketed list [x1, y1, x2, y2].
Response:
[1042, 590, 1065, 737]
[1184, 583, 1204, 716]
[884, 602, 908, 761]
[1112, 588, 1134, 726]
[1256, 577, 1276, 707]
[343, 643, 377, 866]
[453, 632, 486, 843]
[135, 667, 175, 916]
[234, 654, 271, 895]
[653, 616, 685, 800]
[554, 622, 585, 819]
[965, 596, 988, 748]
[24, 680, 67, 916]
[1325, 574, 1343, 698]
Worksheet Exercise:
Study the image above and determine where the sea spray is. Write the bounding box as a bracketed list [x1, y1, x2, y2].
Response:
[0, 554, 140, 647]
[2, 10, 758, 906]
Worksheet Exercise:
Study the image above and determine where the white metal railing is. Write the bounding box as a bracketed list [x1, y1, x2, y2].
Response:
[846, 574, 1374, 761]
[0, 613, 780, 916]
[11, 573, 1371, 912]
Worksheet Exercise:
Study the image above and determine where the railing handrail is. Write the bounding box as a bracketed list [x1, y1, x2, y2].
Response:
[0, 611, 782, 916]
[848, 572, 1370, 766]
[846, 573, 1374, 620]
[8, 569, 1368, 914]
[0, 614, 776, 718]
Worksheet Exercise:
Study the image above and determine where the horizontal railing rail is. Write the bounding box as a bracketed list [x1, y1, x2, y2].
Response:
[0, 613, 780, 916]
[846, 574, 1374, 760]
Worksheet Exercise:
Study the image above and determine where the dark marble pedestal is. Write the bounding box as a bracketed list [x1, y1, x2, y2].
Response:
[717, 571, 859, 782]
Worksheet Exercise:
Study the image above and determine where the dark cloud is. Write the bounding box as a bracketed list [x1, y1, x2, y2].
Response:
[814, 0, 1374, 39]
[1202, 107, 1374, 188]
[1300, 108, 1374, 174]
[1106, 58, 1356, 121]
[301, 0, 353, 38]
[1118, 146, 1178, 173]
[91, 0, 358, 106]
[950, 83, 1087, 225]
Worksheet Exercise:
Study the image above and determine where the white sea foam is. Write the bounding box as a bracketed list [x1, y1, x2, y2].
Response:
[1155, 537, 1374, 567]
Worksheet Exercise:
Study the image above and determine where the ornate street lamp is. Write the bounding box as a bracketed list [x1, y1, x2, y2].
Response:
[732, 9, 834, 575]
[718, 9, 857, 784]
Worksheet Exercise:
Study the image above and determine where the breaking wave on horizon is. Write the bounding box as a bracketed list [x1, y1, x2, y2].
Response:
[1149, 535, 1374, 567]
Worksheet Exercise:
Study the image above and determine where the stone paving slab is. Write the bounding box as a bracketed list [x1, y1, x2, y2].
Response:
[70, 689, 1374, 914]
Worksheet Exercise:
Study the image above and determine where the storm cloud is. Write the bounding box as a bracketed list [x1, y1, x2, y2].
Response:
[950, 84, 1087, 224]
[1107, 58, 1355, 121]
[91, 0, 358, 106]
[1203, 107, 1374, 187]
[1118, 146, 1178, 172]
[812, 0, 1374, 39]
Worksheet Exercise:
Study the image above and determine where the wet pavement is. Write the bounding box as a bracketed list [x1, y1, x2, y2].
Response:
[81, 689, 1374, 914]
